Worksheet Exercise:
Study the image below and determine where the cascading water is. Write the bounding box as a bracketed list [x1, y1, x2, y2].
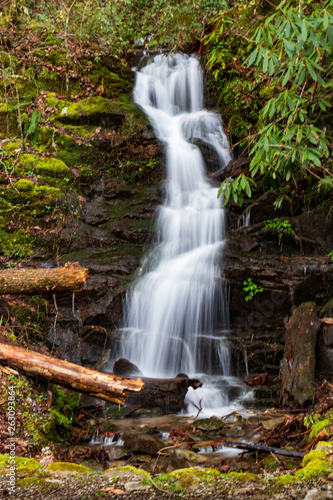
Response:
[114, 53, 248, 415]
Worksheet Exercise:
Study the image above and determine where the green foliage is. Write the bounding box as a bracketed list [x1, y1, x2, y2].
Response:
[243, 278, 263, 302]
[205, 0, 333, 208]
[304, 411, 333, 441]
[246, 1, 333, 191]
[33, 385, 79, 444]
[218, 174, 256, 207]
[262, 218, 295, 246]
[23, 109, 41, 145]
[329, 251, 333, 263]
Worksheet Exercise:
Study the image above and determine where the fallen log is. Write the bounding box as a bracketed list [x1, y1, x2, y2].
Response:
[0, 342, 143, 405]
[0, 262, 89, 295]
[223, 440, 305, 458]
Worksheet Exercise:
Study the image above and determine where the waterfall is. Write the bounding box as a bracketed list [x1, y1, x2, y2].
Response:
[114, 53, 248, 415]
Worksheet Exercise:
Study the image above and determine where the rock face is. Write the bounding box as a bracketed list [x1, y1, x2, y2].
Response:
[224, 207, 333, 404]
[280, 303, 321, 408]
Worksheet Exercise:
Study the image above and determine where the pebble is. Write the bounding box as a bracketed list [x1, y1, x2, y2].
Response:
[304, 488, 332, 500]
[124, 481, 151, 492]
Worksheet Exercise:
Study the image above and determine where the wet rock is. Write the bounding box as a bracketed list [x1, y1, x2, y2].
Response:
[280, 302, 321, 408]
[105, 446, 130, 461]
[261, 416, 287, 431]
[126, 375, 202, 413]
[83, 196, 111, 226]
[174, 448, 208, 464]
[147, 456, 188, 473]
[122, 432, 164, 455]
[194, 417, 225, 433]
[113, 358, 142, 377]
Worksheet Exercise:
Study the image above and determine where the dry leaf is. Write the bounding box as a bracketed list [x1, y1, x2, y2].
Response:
[101, 487, 125, 494]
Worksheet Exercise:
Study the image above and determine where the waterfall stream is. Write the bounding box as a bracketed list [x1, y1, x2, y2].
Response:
[114, 53, 249, 416]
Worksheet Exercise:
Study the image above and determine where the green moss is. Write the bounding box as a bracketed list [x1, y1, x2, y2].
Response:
[44, 93, 64, 108]
[105, 466, 150, 478]
[0, 228, 34, 258]
[18, 153, 70, 177]
[46, 462, 93, 475]
[36, 128, 88, 167]
[14, 179, 35, 191]
[262, 456, 278, 470]
[46, 35, 62, 46]
[227, 472, 261, 482]
[168, 469, 200, 489]
[79, 167, 96, 182]
[295, 459, 331, 480]
[17, 477, 59, 487]
[0, 198, 13, 211]
[0, 454, 42, 474]
[11, 297, 49, 343]
[316, 441, 333, 449]
[303, 449, 327, 467]
[0, 103, 9, 113]
[53, 96, 125, 125]
[46, 49, 67, 66]
[275, 474, 296, 485]
[89, 66, 132, 98]
[2, 140, 21, 154]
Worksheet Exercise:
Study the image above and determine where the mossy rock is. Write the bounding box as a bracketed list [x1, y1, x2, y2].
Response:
[89, 66, 132, 98]
[0, 454, 42, 474]
[169, 469, 200, 489]
[44, 93, 67, 110]
[0, 228, 35, 258]
[18, 153, 70, 177]
[295, 459, 332, 480]
[14, 179, 35, 191]
[2, 140, 22, 154]
[17, 477, 60, 487]
[194, 417, 226, 433]
[169, 467, 221, 482]
[46, 462, 93, 475]
[227, 472, 261, 482]
[37, 127, 92, 167]
[58, 124, 97, 139]
[104, 465, 150, 480]
[53, 96, 126, 127]
[303, 449, 328, 467]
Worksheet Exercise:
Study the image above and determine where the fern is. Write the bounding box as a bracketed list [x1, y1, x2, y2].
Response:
[24, 110, 41, 145]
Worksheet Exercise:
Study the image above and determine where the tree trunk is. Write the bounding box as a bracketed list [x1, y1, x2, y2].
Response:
[280, 302, 321, 408]
[0, 342, 144, 405]
[0, 262, 89, 295]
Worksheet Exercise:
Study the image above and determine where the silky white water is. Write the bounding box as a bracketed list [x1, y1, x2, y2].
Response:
[115, 53, 248, 416]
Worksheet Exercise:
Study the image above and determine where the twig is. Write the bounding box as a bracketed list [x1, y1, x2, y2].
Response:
[0, 159, 20, 193]
[190, 398, 203, 419]
[223, 439, 305, 458]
